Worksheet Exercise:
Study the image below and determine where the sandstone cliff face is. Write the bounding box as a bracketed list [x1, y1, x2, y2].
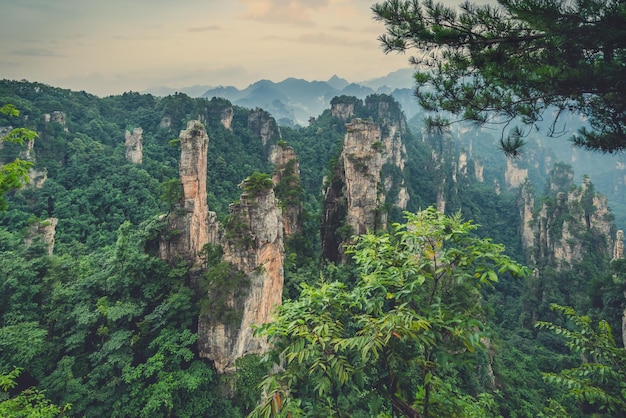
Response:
[43, 111, 68, 132]
[125, 128, 143, 164]
[0, 125, 45, 187]
[474, 159, 484, 182]
[524, 170, 614, 270]
[43, 111, 66, 125]
[331, 102, 355, 121]
[422, 126, 456, 214]
[518, 179, 535, 252]
[269, 143, 302, 236]
[159, 121, 212, 266]
[343, 119, 385, 235]
[322, 119, 386, 262]
[248, 108, 280, 147]
[504, 159, 529, 189]
[220, 107, 234, 130]
[24, 218, 58, 255]
[21, 138, 47, 188]
[199, 181, 284, 374]
[321, 96, 412, 262]
[614, 230, 625, 260]
[368, 98, 409, 210]
[156, 121, 285, 374]
[159, 116, 172, 130]
[0, 126, 12, 140]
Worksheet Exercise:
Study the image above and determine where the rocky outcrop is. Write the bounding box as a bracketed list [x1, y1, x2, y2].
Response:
[248, 108, 280, 146]
[156, 121, 284, 375]
[24, 218, 58, 256]
[199, 177, 284, 374]
[160, 116, 172, 130]
[474, 159, 484, 182]
[125, 128, 143, 164]
[524, 168, 614, 270]
[321, 95, 412, 262]
[366, 96, 409, 210]
[518, 179, 535, 252]
[0, 126, 12, 140]
[331, 102, 355, 121]
[322, 119, 386, 262]
[344, 119, 386, 235]
[158, 121, 213, 266]
[504, 159, 528, 189]
[17, 137, 47, 188]
[614, 230, 624, 260]
[270, 143, 302, 236]
[220, 107, 234, 130]
[43, 111, 68, 132]
[422, 125, 456, 213]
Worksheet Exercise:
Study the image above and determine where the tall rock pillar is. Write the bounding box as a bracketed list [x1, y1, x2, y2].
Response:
[125, 128, 143, 164]
[159, 121, 211, 266]
[198, 177, 284, 374]
[321, 119, 386, 262]
[270, 143, 302, 236]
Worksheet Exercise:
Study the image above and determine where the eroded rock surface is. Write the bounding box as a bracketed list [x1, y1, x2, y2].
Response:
[158, 121, 211, 266]
[199, 182, 284, 374]
[125, 128, 143, 164]
[270, 143, 302, 236]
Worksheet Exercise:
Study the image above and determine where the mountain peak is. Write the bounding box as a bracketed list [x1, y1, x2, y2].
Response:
[327, 75, 349, 90]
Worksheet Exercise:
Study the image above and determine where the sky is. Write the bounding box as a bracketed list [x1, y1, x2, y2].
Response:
[0, 0, 419, 96]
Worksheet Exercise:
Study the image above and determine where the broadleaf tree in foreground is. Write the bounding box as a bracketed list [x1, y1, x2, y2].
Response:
[0, 104, 38, 210]
[372, 0, 626, 156]
[250, 208, 528, 418]
[536, 305, 626, 416]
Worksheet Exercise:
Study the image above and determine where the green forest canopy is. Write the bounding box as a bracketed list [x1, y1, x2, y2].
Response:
[0, 78, 624, 417]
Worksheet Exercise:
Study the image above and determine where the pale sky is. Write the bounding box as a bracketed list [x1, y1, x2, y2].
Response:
[0, 0, 419, 96]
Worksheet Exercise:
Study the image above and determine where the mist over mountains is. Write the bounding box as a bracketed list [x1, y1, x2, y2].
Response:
[144, 68, 422, 126]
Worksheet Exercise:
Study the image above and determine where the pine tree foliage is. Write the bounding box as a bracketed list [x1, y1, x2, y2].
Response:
[372, 0, 626, 156]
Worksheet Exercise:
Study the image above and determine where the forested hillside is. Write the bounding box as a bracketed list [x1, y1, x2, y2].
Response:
[1, 79, 624, 417]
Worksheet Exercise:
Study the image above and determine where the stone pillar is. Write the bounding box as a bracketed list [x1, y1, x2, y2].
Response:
[125, 128, 143, 164]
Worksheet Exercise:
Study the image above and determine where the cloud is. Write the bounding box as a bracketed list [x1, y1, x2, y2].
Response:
[188, 25, 221, 32]
[239, 0, 333, 24]
[11, 48, 63, 57]
[113, 35, 162, 41]
[264, 32, 375, 49]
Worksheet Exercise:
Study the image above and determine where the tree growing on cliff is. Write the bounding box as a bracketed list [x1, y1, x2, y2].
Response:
[372, 0, 626, 156]
[250, 208, 527, 417]
[0, 104, 37, 210]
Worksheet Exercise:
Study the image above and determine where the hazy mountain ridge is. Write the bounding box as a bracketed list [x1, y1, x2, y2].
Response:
[143, 68, 419, 126]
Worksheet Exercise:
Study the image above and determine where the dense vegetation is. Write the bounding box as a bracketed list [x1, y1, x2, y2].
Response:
[0, 78, 624, 417]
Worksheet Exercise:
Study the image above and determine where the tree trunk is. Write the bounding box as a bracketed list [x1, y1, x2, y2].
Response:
[391, 394, 422, 418]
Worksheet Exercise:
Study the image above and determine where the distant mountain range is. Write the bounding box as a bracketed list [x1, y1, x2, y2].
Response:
[143, 69, 422, 126]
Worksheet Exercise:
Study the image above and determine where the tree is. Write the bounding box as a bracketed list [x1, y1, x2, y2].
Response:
[0, 368, 70, 418]
[536, 304, 626, 416]
[0, 104, 38, 210]
[372, 0, 626, 156]
[250, 208, 527, 417]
